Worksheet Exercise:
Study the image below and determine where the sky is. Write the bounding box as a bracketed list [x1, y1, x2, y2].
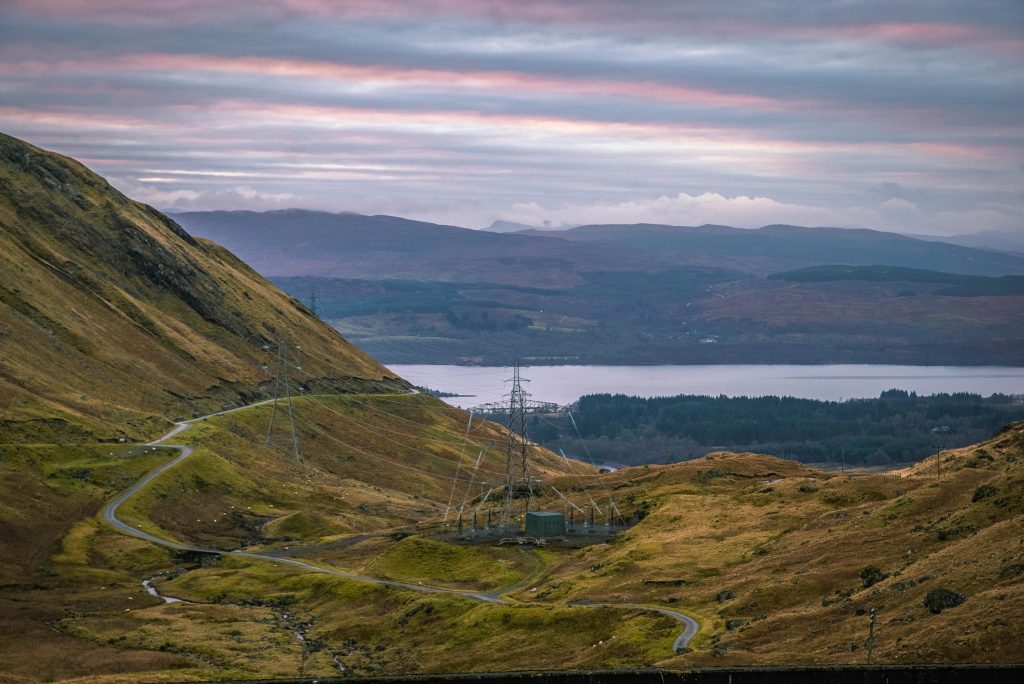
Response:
[1, 0, 1022, 234]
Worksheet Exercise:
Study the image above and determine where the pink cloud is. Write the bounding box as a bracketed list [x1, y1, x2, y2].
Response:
[0, 106, 166, 131]
[828, 22, 1021, 51]
[904, 141, 1002, 162]
[0, 52, 795, 113]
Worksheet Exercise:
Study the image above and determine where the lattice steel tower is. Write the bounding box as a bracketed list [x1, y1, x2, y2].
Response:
[501, 362, 533, 532]
[265, 339, 301, 462]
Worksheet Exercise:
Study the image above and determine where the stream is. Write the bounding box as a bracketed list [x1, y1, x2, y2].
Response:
[142, 576, 183, 604]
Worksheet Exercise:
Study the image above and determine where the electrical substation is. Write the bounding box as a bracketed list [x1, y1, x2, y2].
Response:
[439, 363, 636, 547]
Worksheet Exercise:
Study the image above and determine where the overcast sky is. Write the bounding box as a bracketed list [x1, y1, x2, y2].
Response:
[2, 0, 1022, 234]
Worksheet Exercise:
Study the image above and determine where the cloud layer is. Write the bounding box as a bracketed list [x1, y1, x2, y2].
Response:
[1, 1, 1021, 234]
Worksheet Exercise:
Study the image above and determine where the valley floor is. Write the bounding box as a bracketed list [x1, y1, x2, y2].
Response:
[1, 395, 1022, 682]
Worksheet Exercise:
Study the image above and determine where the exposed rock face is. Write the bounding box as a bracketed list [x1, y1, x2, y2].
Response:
[923, 588, 966, 614]
[859, 565, 889, 588]
[972, 484, 998, 502]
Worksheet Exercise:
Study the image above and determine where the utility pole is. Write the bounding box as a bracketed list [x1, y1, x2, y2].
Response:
[866, 608, 877, 664]
[610, 498, 621, 528]
[308, 291, 318, 318]
[265, 339, 301, 462]
[936, 448, 941, 482]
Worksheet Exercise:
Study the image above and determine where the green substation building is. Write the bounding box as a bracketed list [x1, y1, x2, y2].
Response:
[525, 511, 565, 538]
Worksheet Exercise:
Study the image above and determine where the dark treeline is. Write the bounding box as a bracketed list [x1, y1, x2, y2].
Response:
[528, 390, 1024, 467]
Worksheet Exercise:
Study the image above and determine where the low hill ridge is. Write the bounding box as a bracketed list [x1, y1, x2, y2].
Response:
[547, 222, 1024, 276]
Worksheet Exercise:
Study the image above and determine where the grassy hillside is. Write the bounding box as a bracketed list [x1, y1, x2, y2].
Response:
[114, 392, 592, 549]
[0, 133, 403, 442]
[527, 422, 1024, 665]
[0, 135, 610, 681]
[0, 394, 626, 683]
[4, 404, 1018, 680]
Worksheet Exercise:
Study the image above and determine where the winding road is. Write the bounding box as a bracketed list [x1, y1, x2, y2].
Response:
[570, 601, 699, 653]
[101, 399, 700, 652]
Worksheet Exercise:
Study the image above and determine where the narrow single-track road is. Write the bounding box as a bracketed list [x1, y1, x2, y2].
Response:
[102, 399, 700, 651]
[570, 601, 699, 653]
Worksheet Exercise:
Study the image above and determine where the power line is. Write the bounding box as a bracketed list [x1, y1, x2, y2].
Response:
[323, 392, 505, 449]
[276, 353, 507, 450]
[288, 409, 484, 487]
[277, 351, 511, 479]
[443, 411, 476, 523]
[292, 390, 507, 478]
[263, 345, 597, 529]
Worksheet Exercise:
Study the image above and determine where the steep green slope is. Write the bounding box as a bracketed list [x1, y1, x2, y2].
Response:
[0, 133, 404, 442]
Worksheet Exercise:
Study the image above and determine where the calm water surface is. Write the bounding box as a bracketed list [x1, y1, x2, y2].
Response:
[388, 364, 1024, 409]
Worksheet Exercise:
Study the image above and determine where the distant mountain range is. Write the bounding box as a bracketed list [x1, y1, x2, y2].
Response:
[169, 210, 1024, 366]
[483, 219, 550, 233]
[171, 210, 662, 288]
[518, 222, 1024, 276]
[907, 230, 1024, 256]
[173, 210, 1024, 280]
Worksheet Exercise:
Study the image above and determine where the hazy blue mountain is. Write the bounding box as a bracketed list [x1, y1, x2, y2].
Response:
[521, 223, 1024, 276]
[170, 210, 666, 287]
[482, 219, 547, 233]
[907, 230, 1024, 256]
[173, 211, 1024, 281]
[171, 210, 1024, 366]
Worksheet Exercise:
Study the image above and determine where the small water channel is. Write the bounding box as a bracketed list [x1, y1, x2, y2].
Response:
[142, 576, 183, 604]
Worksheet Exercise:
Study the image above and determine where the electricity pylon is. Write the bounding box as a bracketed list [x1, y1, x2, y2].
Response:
[265, 339, 301, 462]
[501, 362, 532, 533]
